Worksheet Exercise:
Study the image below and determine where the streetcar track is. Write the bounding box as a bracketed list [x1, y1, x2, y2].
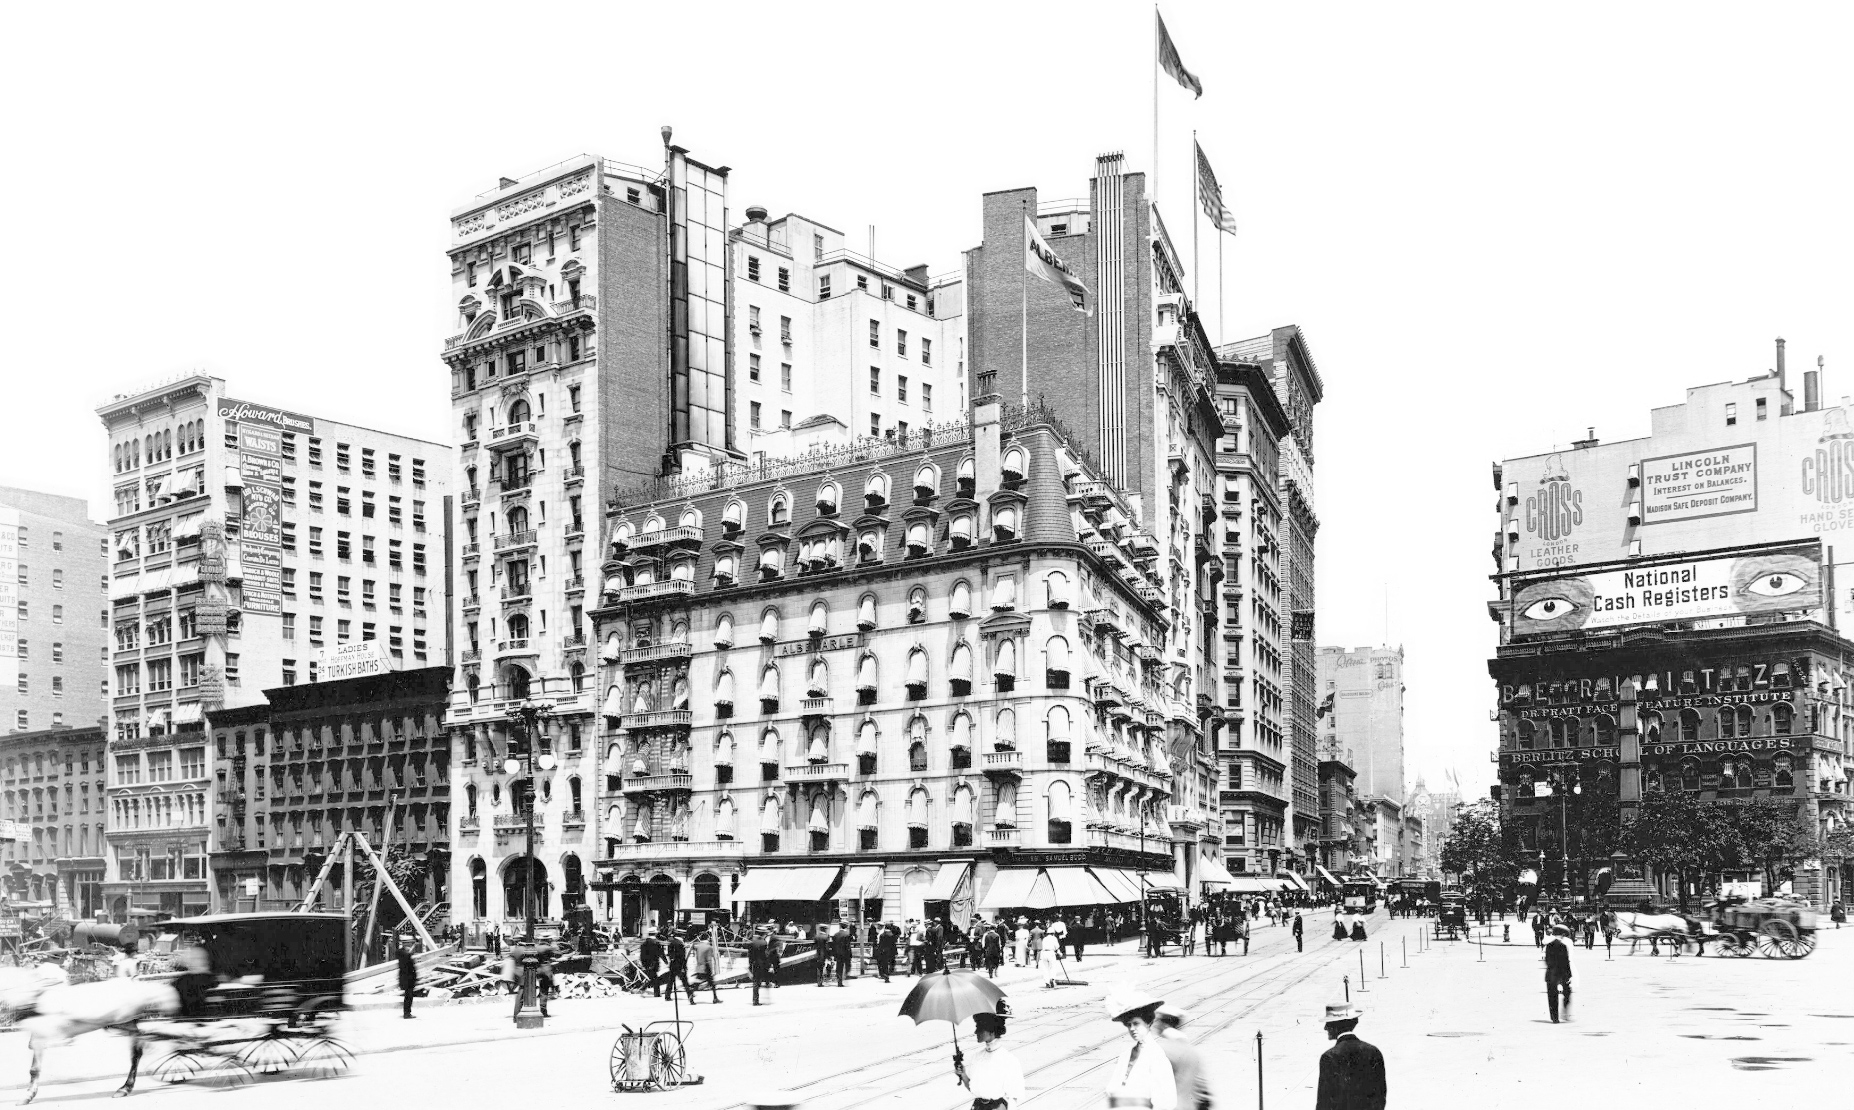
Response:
[765, 917, 1400, 1110]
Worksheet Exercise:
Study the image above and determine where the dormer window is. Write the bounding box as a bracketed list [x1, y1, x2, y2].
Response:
[865, 473, 889, 508]
[816, 483, 840, 516]
[1001, 447, 1026, 484]
[914, 464, 938, 501]
[858, 529, 883, 563]
[769, 496, 789, 526]
[906, 521, 931, 558]
[723, 501, 746, 535]
[950, 514, 974, 550]
[993, 506, 1020, 543]
[957, 457, 976, 496]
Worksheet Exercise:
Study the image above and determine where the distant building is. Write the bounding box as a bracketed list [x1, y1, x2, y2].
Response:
[1317, 646, 1406, 804]
[1, 487, 109, 734]
[1316, 750, 1359, 883]
[0, 726, 107, 917]
[1407, 776, 1459, 876]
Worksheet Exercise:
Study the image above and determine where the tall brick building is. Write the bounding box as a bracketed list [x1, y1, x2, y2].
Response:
[1, 487, 109, 735]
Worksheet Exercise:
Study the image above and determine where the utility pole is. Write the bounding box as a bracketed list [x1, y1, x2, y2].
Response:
[505, 681, 557, 940]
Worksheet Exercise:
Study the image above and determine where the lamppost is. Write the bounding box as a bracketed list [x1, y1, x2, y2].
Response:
[504, 684, 557, 940]
[1536, 776, 1581, 901]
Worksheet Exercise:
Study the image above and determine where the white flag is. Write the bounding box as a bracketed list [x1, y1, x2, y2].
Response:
[1024, 216, 1090, 315]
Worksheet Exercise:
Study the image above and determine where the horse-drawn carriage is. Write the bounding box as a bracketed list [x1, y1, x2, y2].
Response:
[1706, 897, 1818, 959]
[1433, 894, 1469, 940]
[0, 912, 353, 1102]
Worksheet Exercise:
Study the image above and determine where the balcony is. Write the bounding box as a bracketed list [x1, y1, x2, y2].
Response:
[800, 696, 834, 717]
[618, 710, 693, 731]
[553, 293, 598, 315]
[621, 642, 694, 667]
[1087, 827, 1161, 853]
[486, 421, 540, 450]
[461, 489, 481, 511]
[630, 526, 703, 553]
[500, 585, 532, 605]
[1068, 481, 1112, 508]
[596, 839, 745, 864]
[987, 828, 1021, 849]
[564, 466, 585, 486]
[493, 530, 538, 554]
[461, 542, 480, 562]
[617, 580, 694, 604]
[496, 638, 535, 655]
[784, 762, 849, 783]
[565, 576, 585, 594]
[493, 813, 539, 835]
[459, 816, 480, 834]
[622, 770, 693, 795]
[460, 648, 481, 663]
[461, 594, 481, 612]
[562, 809, 587, 829]
[981, 750, 1024, 777]
[1086, 609, 1127, 638]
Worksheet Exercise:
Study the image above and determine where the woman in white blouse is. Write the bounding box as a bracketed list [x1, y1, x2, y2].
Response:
[956, 1010, 1025, 1110]
[1103, 991, 1178, 1110]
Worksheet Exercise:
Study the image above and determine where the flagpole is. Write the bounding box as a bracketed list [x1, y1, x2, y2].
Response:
[1192, 130, 1200, 310]
[1218, 218, 1224, 345]
[1152, 6, 1160, 208]
[1021, 200, 1030, 410]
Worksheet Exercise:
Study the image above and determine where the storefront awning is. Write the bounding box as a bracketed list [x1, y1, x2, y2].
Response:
[1044, 866, 1113, 906]
[172, 703, 203, 725]
[1227, 875, 1276, 894]
[977, 868, 1043, 910]
[1313, 865, 1341, 888]
[1140, 874, 1184, 894]
[731, 866, 843, 903]
[841, 865, 886, 900]
[1198, 855, 1236, 886]
[925, 861, 970, 902]
[1089, 868, 1143, 903]
[1278, 872, 1310, 892]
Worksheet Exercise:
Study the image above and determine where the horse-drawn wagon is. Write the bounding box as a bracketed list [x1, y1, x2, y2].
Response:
[1707, 897, 1818, 959]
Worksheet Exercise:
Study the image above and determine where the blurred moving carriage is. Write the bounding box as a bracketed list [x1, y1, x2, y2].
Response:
[0, 913, 353, 1102]
[1432, 894, 1469, 940]
[1706, 897, 1818, 959]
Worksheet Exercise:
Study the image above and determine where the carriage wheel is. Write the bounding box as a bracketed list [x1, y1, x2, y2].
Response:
[293, 1036, 355, 1081]
[1759, 918, 1798, 958]
[610, 1036, 640, 1090]
[237, 1036, 298, 1075]
[1712, 934, 1738, 958]
[650, 1035, 687, 1090]
[1729, 933, 1755, 957]
[1797, 934, 1818, 957]
[151, 1050, 208, 1085]
[1775, 937, 1809, 960]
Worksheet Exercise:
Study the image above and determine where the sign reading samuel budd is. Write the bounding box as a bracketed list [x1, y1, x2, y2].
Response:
[1641, 444, 1758, 525]
[316, 641, 394, 680]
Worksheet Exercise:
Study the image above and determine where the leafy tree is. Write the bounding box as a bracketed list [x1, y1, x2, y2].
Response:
[1719, 800, 1815, 892]
[1439, 800, 1518, 894]
[1622, 791, 1739, 907]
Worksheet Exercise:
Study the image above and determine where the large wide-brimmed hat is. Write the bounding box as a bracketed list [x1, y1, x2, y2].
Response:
[1323, 1003, 1363, 1023]
[1105, 989, 1165, 1022]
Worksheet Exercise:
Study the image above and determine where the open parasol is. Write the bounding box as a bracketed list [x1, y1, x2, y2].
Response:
[897, 966, 1007, 1065]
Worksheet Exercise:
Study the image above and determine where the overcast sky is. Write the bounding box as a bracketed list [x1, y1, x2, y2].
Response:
[4, 2, 1849, 794]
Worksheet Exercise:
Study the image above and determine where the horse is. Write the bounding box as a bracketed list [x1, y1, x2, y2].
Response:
[1612, 911, 1709, 956]
[0, 965, 183, 1103]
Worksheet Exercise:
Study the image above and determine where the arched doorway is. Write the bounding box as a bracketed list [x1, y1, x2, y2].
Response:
[562, 854, 585, 914]
[618, 874, 643, 936]
[503, 664, 531, 701]
[502, 856, 549, 922]
[646, 874, 679, 934]
[470, 858, 488, 918]
[902, 867, 931, 923]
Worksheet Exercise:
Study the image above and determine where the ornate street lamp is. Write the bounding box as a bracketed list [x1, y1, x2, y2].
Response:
[1536, 777, 1582, 901]
[504, 684, 558, 940]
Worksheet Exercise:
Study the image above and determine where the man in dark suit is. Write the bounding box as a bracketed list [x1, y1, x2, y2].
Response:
[831, 921, 854, 986]
[813, 924, 833, 987]
[1544, 924, 1574, 1022]
[397, 944, 419, 1019]
[748, 927, 772, 1005]
[665, 930, 698, 1004]
[1292, 913, 1304, 953]
[875, 922, 898, 981]
[1316, 1003, 1386, 1110]
[639, 929, 664, 997]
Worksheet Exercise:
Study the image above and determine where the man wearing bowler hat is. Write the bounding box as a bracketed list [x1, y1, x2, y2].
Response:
[1316, 1003, 1386, 1110]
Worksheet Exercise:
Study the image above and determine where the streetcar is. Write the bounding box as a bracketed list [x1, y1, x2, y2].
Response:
[1341, 879, 1378, 915]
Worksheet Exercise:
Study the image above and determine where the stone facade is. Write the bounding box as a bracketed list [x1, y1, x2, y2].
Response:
[0, 726, 107, 917]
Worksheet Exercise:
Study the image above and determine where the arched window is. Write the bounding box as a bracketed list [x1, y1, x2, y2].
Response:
[1516, 721, 1535, 750]
[1773, 756, 1794, 790]
[807, 722, 831, 763]
[808, 601, 829, 637]
[507, 399, 532, 424]
[506, 505, 530, 534]
[914, 464, 938, 500]
[1736, 705, 1755, 736]
[906, 650, 929, 695]
[1680, 758, 1701, 791]
[857, 594, 878, 630]
[1679, 709, 1702, 743]
[506, 613, 530, 640]
[759, 609, 780, 644]
[807, 656, 829, 697]
[1644, 766, 1663, 793]
[908, 587, 928, 623]
[1717, 707, 1737, 738]
[1046, 571, 1072, 609]
[1001, 447, 1026, 482]
[995, 706, 1017, 750]
[990, 575, 1016, 611]
[714, 553, 738, 584]
[714, 730, 735, 766]
[769, 494, 789, 526]
[1641, 712, 1663, 744]
[992, 506, 1019, 542]
[950, 513, 974, 549]
[1593, 715, 1616, 746]
[723, 500, 746, 535]
[817, 482, 840, 515]
[865, 473, 889, 507]
[857, 790, 880, 834]
[1593, 761, 1616, 794]
[906, 788, 931, 828]
[993, 638, 1018, 681]
[956, 456, 976, 495]
[949, 642, 974, 695]
[1516, 768, 1535, 798]
[1720, 758, 1752, 790]
[713, 613, 735, 649]
[693, 873, 722, 909]
[679, 507, 702, 531]
[670, 558, 694, 582]
[758, 665, 781, 710]
[760, 727, 782, 766]
[758, 545, 785, 580]
[715, 797, 737, 840]
[641, 513, 664, 536]
[857, 718, 880, 771]
[465, 783, 478, 816]
[950, 580, 973, 619]
[1548, 719, 1569, 748]
[909, 735, 928, 773]
[994, 781, 1018, 827]
[906, 521, 930, 557]
[1046, 780, 1073, 843]
[858, 529, 883, 562]
[1045, 636, 1071, 687]
[1773, 703, 1795, 735]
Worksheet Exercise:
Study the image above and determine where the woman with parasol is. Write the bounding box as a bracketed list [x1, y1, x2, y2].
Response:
[899, 966, 1011, 1098]
[954, 1004, 1024, 1110]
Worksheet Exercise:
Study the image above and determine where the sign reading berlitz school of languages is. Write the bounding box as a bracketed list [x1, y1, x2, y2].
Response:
[1508, 541, 1822, 636]
[1641, 444, 1757, 525]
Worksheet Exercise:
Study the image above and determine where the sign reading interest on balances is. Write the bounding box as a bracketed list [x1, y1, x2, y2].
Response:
[1508, 542, 1822, 636]
[1640, 444, 1758, 525]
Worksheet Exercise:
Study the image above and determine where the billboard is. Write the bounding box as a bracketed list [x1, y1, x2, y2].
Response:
[0, 509, 15, 702]
[217, 399, 314, 435]
[241, 547, 282, 614]
[317, 640, 394, 680]
[224, 405, 285, 618]
[1507, 541, 1824, 637]
[1501, 391, 1854, 574]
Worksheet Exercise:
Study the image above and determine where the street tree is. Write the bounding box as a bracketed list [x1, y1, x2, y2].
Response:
[1622, 791, 1739, 907]
[1439, 799, 1518, 897]
[1720, 800, 1816, 893]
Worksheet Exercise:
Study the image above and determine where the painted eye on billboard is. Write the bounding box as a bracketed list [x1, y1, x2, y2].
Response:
[1507, 541, 1823, 637]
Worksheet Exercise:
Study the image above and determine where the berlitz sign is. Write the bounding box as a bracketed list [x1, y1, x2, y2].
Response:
[1647, 737, 1789, 757]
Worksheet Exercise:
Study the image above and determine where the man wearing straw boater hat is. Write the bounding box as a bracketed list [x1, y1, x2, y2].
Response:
[1316, 1002, 1386, 1110]
[1543, 923, 1574, 1023]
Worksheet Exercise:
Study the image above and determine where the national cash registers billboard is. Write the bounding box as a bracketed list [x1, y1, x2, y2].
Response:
[1506, 539, 1826, 638]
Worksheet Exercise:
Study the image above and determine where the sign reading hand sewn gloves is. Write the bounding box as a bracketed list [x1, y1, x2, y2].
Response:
[1508, 540, 1823, 637]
